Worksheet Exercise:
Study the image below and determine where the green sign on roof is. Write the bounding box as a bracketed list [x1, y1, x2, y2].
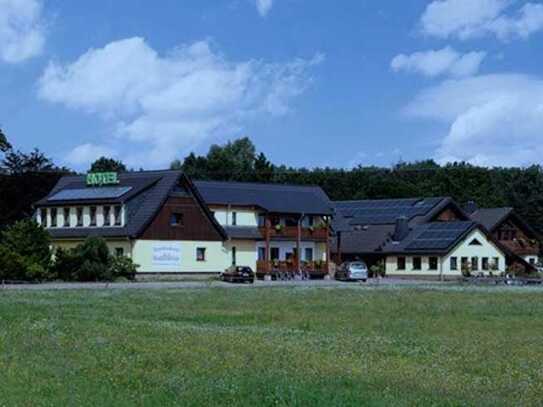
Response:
[86, 172, 120, 186]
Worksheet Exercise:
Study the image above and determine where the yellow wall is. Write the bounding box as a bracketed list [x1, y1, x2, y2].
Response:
[224, 240, 257, 270]
[210, 206, 259, 227]
[52, 239, 132, 257]
[132, 240, 228, 273]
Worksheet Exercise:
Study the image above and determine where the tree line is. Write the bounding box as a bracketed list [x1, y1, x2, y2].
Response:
[2, 131, 543, 233]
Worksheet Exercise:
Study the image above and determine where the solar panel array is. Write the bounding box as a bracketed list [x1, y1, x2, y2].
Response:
[49, 187, 133, 201]
[336, 198, 443, 225]
[405, 222, 474, 251]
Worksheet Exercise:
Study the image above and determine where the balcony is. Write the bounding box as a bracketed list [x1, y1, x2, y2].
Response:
[259, 225, 329, 241]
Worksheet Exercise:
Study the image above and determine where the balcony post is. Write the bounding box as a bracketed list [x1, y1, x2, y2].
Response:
[296, 214, 302, 272]
[265, 215, 271, 273]
[325, 217, 331, 274]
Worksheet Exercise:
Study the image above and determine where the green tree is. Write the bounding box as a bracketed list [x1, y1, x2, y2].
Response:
[90, 157, 127, 173]
[0, 219, 52, 281]
[0, 128, 11, 152]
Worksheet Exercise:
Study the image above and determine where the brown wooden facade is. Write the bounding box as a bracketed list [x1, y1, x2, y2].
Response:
[141, 196, 224, 241]
[492, 217, 540, 257]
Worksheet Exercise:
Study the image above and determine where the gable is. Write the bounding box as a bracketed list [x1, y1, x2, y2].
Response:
[446, 228, 505, 260]
[431, 204, 466, 223]
[140, 195, 224, 241]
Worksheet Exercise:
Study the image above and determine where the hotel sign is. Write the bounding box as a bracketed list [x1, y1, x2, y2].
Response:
[86, 172, 120, 186]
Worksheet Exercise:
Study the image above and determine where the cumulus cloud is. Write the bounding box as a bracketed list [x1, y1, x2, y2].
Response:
[0, 0, 45, 63]
[391, 47, 486, 78]
[38, 37, 323, 168]
[66, 143, 118, 167]
[403, 74, 543, 166]
[421, 0, 543, 41]
[256, 0, 273, 17]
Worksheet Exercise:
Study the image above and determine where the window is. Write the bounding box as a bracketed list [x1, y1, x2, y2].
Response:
[285, 217, 298, 227]
[305, 248, 314, 262]
[40, 208, 47, 228]
[103, 206, 111, 226]
[114, 206, 122, 226]
[231, 247, 237, 265]
[258, 214, 266, 227]
[50, 208, 57, 228]
[63, 208, 70, 227]
[529, 257, 536, 265]
[493, 257, 500, 270]
[450, 257, 458, 271]
[469, 238, 482, 246]
[461, 257, 469, 270]
[90, 206, 97, 227]
[302, 216, 314, 228]
[471, 257, 479, 271]
[412, 257, 422, 270]
[397, 257, 406, 270]
[196, 247, 206, 262]
[170, 213, 184, 226]
[115, 248, 124, 257]
[271, 247, 280, 260]
[482, 257, 489, 271]
[429, 257, 438, 271]
[76, 207, 83, 227]
[231, 212, 237, 226]
[258, 247, 266, 261]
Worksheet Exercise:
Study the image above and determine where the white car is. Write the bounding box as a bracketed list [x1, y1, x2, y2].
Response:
[336, 261, 369, 282]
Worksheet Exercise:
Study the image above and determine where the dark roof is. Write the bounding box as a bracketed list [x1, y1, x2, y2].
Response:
[223, 226, 263, 240]
[470, 207, 514, 231]
[194, 180, 334, 215]
[331, 224, 395, 254]
[37, 170, 226, 240]
[334, 197, 451, 227]
[381, 221, 478, 254]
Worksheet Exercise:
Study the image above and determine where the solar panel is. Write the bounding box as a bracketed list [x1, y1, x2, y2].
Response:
[49, 187, 132, 201]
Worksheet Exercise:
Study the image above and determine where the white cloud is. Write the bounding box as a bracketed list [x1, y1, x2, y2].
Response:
[421, 0, 543, 41]
[256, 0, 273, 17]
[0, 0, 45, 63]
[403, 74, 543, 166]
[391, 47, 486, 78]
[38, 37, 323, 168]
[66, 143, 117, 167]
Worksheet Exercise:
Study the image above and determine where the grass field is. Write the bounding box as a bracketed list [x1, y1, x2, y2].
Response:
[1, 286, 542, 406]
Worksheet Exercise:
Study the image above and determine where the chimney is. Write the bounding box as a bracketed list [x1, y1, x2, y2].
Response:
[464, 201, 478, 214]
[393, 216, 409, 242]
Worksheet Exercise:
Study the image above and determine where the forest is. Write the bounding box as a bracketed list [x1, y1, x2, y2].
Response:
[2, 132, 543, 233]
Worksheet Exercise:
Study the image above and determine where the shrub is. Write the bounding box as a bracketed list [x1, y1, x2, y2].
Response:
[52, 238, 139, 282]
[109, 256, 139, 280]
[0, 220, 53, 282]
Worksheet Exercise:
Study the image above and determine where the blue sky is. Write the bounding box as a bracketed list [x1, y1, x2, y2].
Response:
[1, 0, 543, 170]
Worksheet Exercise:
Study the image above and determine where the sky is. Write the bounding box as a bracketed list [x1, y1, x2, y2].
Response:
[1, 0, 543, 170]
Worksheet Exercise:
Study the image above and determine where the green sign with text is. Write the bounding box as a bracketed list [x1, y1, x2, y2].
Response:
[86, 172, 120, 186]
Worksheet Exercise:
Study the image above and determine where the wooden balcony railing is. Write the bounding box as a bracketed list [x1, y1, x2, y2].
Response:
[259, 226, 329, 240]
[256, 260, 328, 274]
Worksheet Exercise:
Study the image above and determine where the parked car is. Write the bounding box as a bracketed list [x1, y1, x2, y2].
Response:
[221, 266, 255, 284]
[335, 261, 368, 282]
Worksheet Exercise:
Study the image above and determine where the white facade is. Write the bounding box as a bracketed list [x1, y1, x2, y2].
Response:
[37, 205, 125, 229]
[386, 229, 506, 278]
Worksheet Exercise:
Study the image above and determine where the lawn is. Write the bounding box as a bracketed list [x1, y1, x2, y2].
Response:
[1, 286, 542, 406]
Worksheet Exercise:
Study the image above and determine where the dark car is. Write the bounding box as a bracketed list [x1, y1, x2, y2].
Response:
[335, 261, 368, 282]
[221, 266, 255, 284]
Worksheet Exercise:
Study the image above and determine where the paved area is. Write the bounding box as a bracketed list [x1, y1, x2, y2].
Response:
[0, 278, 452, 291]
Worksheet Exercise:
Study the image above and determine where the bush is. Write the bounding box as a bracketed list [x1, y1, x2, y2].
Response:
[1, 219, 52, 269]
[109, 256, 138, 281]
[0, 246, 52, 282]
[0, 220, 53, 282]
[52, 237, 139, 282]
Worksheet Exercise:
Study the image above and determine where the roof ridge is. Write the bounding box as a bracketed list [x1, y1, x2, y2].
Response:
[194, 179, 324, 190]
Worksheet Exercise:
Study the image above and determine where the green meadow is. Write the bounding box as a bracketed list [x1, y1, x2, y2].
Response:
[1, 286, 542, 406]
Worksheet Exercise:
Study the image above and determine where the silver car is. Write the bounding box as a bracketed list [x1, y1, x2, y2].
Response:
[336, 261, 368, 282]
